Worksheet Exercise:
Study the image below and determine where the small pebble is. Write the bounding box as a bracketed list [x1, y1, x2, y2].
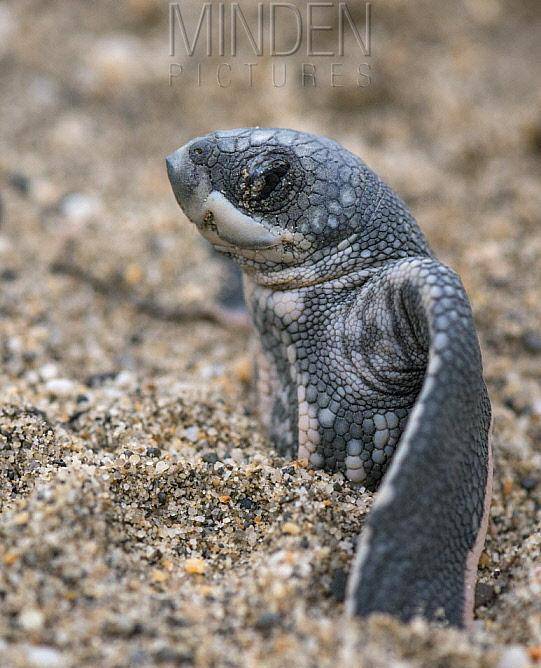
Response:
[475, 582, 496, 608]
[529, 647, 541, 663]
[183, 426, 199, 443]
[282, 522, 301, 535]
[239, 498, 255, 510]
[24, 646, 66, 668]
[329, 569, 348, 602]
[254, 612, 281, 634]
[497, 646, 531, 668]
[13, 512, 29, 526]
[155, 461, 170, 475]
[520, 477, 538, 492]
[8, 172, 30, 196]
[19, 608, 45, 631]
[60, 193, 102, 223]
[0, 268, 18, 281]
[40, 363, 59, 381]
[151, 569, 169, 584]
[45, 378, 76, 397]
[184, 558, 206, 575]
[521, 331, 541, 354]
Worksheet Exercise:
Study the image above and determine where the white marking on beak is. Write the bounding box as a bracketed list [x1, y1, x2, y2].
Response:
[205, 191, 283, 250]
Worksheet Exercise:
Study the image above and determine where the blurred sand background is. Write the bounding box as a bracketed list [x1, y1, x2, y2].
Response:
[0, 0, 540, 666]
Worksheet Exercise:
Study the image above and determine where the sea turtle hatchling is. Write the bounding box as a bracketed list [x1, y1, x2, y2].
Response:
[166, 127, 492, 628]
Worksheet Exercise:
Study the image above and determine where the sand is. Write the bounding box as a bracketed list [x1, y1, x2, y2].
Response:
[0, 0, 540, 666]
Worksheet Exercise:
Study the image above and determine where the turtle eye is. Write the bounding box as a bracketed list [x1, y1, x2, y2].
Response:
[248, 159, 290, 201]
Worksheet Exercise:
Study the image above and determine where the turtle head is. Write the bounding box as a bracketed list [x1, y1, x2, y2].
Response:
[166, 128, 429, 282]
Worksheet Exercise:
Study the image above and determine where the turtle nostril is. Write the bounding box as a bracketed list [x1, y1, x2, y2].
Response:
[189, 141, 210, 164]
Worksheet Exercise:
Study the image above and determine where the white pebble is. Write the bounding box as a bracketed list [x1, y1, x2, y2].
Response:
[155, 461, 170, 475]
[246, 526, 258, 546]
[25, 370, 40, 385]
[230, 448, 244, 463]
[40, 363, 59, 380]
[25, 646, 66, 668]
[19, 608, 45, 631]
[115, 370, 136, 388]
[45, 379, 76, 397]
[531, 400, 541, 417]
[61, 193, 102, 223]
[183, 426, 199, 443]
[497, 646, 531, 668]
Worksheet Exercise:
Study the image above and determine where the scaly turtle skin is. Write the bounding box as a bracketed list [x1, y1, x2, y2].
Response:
[166, 128, 492, 628]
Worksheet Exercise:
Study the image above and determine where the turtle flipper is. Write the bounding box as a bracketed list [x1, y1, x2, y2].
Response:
[346, 258, 492, 627]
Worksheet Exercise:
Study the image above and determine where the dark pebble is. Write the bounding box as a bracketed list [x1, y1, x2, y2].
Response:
[130, 332, 143, 345]
[254, 612, 281, 635]
[475, 582, 496, 608]
[202, 452, 219, 464]
[8, 172, 31, 196]
[329, 568, 348, 602]
[154, 648, 193, 664]
[487, 276, 510, 289]
[521, 331, 541, 354]
[85, 371, 119, 387]
[520, 476, 538, 492]
[239, 497, 255, 510]
[503, 397, 522, 415]
[102, 619, 145, 638]
[0, 269, 18, 282]
[165, 615, 189, 628]
[146, 447, 162, 458]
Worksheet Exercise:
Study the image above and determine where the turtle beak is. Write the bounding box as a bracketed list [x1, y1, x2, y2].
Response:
[166, 144, 211, 222]
[166, 143, 285, 252]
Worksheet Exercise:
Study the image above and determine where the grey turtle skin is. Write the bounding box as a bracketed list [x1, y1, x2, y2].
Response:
[166, 128, 492, 627]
